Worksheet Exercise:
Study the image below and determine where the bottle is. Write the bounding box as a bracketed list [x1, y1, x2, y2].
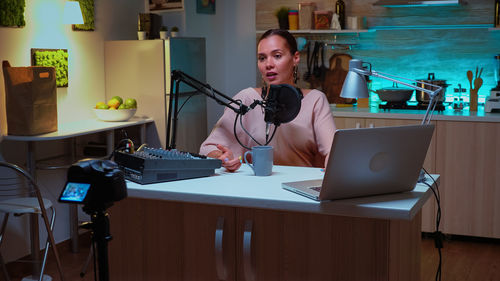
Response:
[335, 0, 346, 29]
[496, 0, 500, 27]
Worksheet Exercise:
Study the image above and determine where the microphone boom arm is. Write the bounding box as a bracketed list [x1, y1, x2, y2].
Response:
[167, 70, 251, 149]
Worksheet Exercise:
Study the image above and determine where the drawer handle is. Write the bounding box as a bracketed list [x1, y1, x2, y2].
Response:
[243, 220, 255, 281]
[215, 217, 227, 280]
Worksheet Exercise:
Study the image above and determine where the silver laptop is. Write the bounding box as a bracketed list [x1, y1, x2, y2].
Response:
[282, 124, 435, 201]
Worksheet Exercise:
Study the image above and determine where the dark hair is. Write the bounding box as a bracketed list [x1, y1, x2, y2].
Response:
[258, 29, 298, 55]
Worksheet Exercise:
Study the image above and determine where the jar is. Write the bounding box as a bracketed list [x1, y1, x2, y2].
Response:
[288, 10, 299, 30]
[299, 2, 316, 30]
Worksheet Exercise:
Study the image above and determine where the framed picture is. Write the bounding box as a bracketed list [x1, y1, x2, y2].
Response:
[196, 0, 215, 14]
[149, 0, 183, 11]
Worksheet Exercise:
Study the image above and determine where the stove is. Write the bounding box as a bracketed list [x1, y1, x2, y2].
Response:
[379, 102, 445, 111]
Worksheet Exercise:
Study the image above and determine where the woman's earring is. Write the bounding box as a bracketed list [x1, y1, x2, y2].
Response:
[293, 65, 298, 84]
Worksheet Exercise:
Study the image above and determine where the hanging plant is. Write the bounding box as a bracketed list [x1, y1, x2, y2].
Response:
[0, 0, 26, 27]
[73, 0, 95, 31]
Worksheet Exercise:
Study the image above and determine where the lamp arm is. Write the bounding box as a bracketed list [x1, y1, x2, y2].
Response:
[351, 68, 441, 125]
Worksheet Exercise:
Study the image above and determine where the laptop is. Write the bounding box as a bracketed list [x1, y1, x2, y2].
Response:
[282, 124, 435, 201]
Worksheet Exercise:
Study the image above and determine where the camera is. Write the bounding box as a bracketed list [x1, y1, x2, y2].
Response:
[59, 159, 127, 212]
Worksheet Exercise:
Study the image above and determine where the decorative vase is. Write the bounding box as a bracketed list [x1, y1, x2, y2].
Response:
[159, 31, 168, 39]
[137, 31, 147, 40]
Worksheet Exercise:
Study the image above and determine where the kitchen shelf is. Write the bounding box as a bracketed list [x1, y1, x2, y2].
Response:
[256, 29, 373, 35]
[371, 24, 494, 31]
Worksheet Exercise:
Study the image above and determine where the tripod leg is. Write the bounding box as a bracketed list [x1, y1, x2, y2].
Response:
[80, 244, 94, 277]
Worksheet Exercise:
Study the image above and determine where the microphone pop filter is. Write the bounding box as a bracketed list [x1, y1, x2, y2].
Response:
[264, 84, 303, 126]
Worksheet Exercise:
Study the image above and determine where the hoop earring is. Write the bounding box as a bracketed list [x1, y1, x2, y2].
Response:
[293, 65, 298, 84]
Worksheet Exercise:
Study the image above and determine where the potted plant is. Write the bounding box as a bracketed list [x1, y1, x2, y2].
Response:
[274, 7, 289, 30]
[137, 26, 147, 40]
[170, 26, 179, 37]
[160, 26, 168, 39]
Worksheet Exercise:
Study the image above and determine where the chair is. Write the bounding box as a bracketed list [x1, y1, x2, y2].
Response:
[0, 161, 64, 281]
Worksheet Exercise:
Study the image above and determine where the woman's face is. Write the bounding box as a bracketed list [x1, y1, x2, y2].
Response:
[257, 35, 299, 86]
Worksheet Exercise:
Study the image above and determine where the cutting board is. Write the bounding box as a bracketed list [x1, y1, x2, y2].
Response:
[322, 53, 355, 104]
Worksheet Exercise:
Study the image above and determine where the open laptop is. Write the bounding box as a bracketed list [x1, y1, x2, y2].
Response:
[282, 124, 435, 201]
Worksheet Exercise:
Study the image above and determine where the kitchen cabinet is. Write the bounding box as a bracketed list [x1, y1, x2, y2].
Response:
[333, 114, 500, 238]
[109, 197, 422, 281]
[436, 121, 500, 238]
[333, 116, 437, 232]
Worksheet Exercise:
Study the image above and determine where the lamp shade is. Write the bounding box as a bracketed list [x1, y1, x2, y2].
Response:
[340, 59, 370, 99]
[63, 1, 84, 25]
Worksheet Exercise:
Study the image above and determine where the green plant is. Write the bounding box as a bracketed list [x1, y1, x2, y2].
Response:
[73, 0, 94, 31]
[0, 0, 26, 27]
[138, 25, 144, 31]
[160, 26, 168, 31]
[33, 49, 69, 87]
[171, 26, 179, 32]
[274, 6, 289, 20]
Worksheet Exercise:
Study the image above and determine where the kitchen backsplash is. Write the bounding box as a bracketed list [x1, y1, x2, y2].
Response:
[256, 0, 499, 103]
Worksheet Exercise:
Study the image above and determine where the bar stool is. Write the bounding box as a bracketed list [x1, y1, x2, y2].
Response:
[0, 161, 64, 281]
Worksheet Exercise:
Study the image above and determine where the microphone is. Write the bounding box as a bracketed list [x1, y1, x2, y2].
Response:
[263, 84, 303, 126]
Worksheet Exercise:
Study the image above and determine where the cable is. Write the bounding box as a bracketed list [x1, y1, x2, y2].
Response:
[422, 168, 442, 281]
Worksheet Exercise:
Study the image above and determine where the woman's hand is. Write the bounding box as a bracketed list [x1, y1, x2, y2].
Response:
[207, 144, 241, 172]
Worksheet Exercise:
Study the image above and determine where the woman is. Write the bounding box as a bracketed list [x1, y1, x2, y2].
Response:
[199, 29, 336, 172]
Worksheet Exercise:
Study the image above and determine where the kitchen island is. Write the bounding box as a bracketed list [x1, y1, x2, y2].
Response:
[330, 105, 500, 238]
[108, 165, 437, 281]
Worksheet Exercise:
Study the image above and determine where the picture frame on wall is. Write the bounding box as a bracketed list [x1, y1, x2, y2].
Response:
[196, 0, 215, 14]
[149, 0, 183, 11]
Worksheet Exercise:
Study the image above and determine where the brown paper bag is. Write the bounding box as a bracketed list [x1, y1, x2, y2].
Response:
[2, 61, 58, 135]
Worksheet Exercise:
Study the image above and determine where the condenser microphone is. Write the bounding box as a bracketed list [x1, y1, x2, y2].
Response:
[263, 84, 303, 126]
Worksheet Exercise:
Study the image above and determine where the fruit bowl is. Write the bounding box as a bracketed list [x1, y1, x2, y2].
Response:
[93, 108, 137, 122]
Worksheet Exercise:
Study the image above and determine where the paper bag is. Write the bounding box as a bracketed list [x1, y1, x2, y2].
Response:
[2, 61, 58, 135]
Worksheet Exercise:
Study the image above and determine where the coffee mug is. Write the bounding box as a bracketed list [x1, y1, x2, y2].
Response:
[244, 146, 273, 176]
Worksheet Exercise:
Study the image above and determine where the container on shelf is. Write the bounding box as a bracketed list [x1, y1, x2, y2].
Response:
[288, 10, 299, 30]
[299, 2, 316, 30]
[314, 10, 333, 30]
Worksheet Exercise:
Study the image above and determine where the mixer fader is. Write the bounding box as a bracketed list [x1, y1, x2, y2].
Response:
[114, 146, 222, 184]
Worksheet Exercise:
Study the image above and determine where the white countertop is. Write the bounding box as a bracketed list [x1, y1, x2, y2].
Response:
[125, 165, 438, 221]
[331, 105, 500, 122]
[2, 117, 154, 141]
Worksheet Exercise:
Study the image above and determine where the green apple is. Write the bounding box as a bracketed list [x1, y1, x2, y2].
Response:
[125, 98, 137, 109]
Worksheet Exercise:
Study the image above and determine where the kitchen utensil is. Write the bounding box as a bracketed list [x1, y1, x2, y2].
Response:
[416, 73, 449, 103]
[470, 89, 478, 111]
[467, 70, 473, 90]
[374, 87, 414, 102]
[474, 77, 483, 91]
[322, 52, 353, 104]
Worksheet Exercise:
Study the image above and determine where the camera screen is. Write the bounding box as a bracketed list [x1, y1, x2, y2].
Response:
[60, 182, 91, 203]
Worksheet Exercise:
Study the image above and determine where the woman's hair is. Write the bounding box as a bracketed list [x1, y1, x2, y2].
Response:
[258, 29, 298, 55]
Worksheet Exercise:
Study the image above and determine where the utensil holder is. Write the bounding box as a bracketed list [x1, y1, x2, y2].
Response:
[469, 89, 478, 111]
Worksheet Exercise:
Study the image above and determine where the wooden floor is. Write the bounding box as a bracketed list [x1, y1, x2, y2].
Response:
[4, 234, 500, 281]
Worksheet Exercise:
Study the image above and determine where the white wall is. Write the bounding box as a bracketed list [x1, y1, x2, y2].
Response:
[0, 0, 256, 263]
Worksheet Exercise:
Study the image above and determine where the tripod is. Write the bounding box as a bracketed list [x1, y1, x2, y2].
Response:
[81, 207, 112, 281]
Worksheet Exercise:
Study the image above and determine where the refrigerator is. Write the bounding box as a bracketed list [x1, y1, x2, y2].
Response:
[104, 38, 207, 153]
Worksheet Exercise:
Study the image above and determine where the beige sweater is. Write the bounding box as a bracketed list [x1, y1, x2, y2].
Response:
[199, 87, 336, 168]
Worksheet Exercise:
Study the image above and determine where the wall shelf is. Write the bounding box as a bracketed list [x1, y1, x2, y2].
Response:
[256, 29, 373, 35]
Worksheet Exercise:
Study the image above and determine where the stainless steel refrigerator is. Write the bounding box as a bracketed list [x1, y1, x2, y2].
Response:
[104, 38, 207, 152]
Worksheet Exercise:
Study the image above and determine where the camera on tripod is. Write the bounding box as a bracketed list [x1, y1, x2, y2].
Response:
[59, 159, 127, 213]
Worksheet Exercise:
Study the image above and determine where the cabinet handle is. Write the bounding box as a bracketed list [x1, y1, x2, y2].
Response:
[215, 217, 227, 280]
[243, 220, 255, 281]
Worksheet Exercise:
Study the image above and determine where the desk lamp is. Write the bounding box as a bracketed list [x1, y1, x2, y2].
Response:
[340, 59, 443, 124]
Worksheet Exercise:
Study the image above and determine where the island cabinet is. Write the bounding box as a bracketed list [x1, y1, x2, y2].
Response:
[108, 197, 422, 281]
[333, 117, 437, 232]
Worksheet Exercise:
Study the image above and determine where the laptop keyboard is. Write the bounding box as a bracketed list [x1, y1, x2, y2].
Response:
[310, 186, 322, 192]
